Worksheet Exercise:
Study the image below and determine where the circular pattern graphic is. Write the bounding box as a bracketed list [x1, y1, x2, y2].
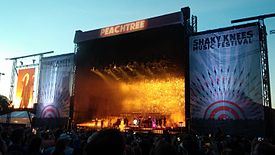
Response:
[203, 100, 245, 120]
[190, 64, 264, 120]
[41, 105, 61, 118]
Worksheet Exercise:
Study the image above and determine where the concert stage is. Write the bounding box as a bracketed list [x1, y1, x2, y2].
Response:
[33, 7, 273, 137]
[73, 8, 191, 130]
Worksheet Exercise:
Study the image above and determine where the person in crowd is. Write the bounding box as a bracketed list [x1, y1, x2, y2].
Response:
[150, 139, 177, 155]
[7, 128, 26, 155]
[180, 134, 200, 155]
[27, 136, 42, 155]
[84, 128, 125, 155]
[0, 125, 7, 155]
[43, 133, 73, 155]
[251, 138, 275, 155]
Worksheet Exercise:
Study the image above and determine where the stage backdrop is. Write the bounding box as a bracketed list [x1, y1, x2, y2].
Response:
[37, 54, 74, 119]
[189, 23, 264, 135]
[14, 68, 35, 108]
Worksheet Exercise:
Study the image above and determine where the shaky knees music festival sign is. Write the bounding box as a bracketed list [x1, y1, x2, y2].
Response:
[192, 30, 254, 51]
[37, 54, 74, 118]
[189, 24, 264, 121]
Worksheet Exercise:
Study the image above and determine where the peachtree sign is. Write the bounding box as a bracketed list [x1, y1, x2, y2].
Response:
[100, 20, 147, 37]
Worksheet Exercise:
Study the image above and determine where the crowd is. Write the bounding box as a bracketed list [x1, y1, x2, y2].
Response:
[0, 125, 274, 155]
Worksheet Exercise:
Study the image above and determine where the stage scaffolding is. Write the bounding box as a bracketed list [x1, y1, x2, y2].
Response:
[232, 13, 275, 137]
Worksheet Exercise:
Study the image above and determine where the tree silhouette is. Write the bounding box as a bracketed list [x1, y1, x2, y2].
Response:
[0, 95, 11, 111]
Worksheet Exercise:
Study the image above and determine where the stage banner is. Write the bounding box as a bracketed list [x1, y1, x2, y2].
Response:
[189, 24, 263, 121]
[37, 54, 74, 118]
[14, 68, 35, 108]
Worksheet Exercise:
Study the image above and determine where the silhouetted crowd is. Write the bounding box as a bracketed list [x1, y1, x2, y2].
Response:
[0, 125, 274, 155]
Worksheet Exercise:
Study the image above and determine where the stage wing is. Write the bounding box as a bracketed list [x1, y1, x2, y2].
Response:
[189, 24, 264, 135]
[37, 54, 74, 118]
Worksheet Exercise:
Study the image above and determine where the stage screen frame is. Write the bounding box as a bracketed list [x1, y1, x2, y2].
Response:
[14, 68, 35, 109]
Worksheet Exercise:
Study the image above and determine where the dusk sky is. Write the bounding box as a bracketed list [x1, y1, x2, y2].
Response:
[0, 0, 275, 107]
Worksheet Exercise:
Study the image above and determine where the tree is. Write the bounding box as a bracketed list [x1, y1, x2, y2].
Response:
[0, 95, 11, 111]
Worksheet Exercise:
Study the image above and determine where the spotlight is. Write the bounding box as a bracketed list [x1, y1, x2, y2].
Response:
[32, 59, 36, 64]
[133, 119, 138, 126]
[20, 61, 23, 65]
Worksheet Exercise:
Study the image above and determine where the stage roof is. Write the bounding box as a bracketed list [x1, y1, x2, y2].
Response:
[74, 7, 191, 43]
